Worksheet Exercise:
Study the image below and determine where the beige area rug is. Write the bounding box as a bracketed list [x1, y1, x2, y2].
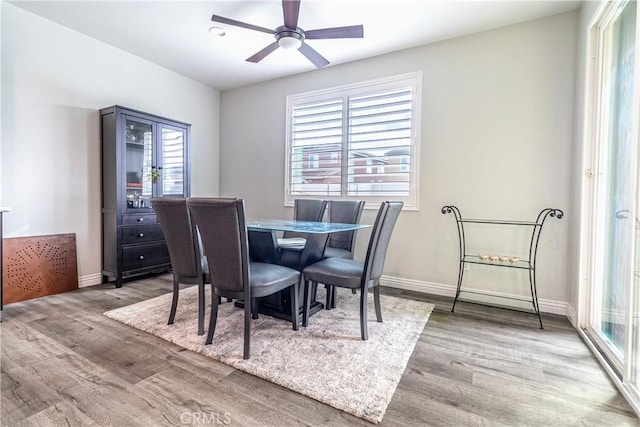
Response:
[103, 285, 433, 423]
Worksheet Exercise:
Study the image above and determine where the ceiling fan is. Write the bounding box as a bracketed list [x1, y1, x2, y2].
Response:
[211, 0, 364, 68]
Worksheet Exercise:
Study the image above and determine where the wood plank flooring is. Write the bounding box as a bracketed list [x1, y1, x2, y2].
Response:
[1, 274, 638, 426]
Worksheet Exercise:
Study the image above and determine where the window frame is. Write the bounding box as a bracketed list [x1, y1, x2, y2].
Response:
[284, 72, 422, 210]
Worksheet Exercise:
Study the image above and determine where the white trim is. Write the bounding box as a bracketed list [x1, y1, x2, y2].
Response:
[567, 303, 577, 328]
[381, 275, 453, 296]
[78, 273, 103, 288]
[380, 275, 569, 316]
[577, 0, 608, 330]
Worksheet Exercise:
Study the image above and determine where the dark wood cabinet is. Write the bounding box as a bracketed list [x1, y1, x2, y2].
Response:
[100, 106, 190, 287]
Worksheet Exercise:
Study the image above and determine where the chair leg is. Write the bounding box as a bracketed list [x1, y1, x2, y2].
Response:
[290, 279, 300, 331]
[373, 284, 383, 322]
[325, 285, 333, 310]
[351, 289, 357, 294]
[244, 295, 252, 359]
[168, 275, 179, 325]
[360, 287, 369, 340]
[303, 280, 313, 327]
[197, 283, 205, 335]
[331, 287, 337, 309]
[205, 291, 219, 345]
[251, 298, 259, 319]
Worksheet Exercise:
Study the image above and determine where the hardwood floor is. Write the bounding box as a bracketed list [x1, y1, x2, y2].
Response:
[2, 274, 637, 426]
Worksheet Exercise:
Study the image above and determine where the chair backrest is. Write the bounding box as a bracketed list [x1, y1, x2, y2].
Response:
[363, 201, 404, 282]
[283, 199, 327, 239]
[327, 200, 365, 252]
[187, 198, 249, 296]
[151, 197, 201, 279]
[294, 199, 327, 221]
[248, 229, 280, 264]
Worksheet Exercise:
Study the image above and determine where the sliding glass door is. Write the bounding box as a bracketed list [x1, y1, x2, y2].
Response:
[586, 0, 639, 413]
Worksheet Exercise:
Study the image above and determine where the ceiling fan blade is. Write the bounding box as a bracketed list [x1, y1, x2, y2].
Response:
[298, 43, 330, 68]
[305, 25, 364, 39]
[246, 42, 280, 63]
[211, 14, 275, 35]
[282, 0, 301, 29]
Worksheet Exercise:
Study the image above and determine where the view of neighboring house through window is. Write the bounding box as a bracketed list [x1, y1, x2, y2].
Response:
[285, 72, 421, 208]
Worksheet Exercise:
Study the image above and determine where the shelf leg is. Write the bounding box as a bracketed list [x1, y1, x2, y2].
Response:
[528, 268, 543, 329]
[451, 260, 464, 312]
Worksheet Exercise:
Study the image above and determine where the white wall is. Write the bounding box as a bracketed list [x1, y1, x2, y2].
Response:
[220, 11, 578, 313]
[1, 3, 220, 285]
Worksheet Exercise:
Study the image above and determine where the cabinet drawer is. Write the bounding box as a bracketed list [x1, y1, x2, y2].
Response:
[122, 224, 165, 244]
[122, 243, 170, 271]
[122, 214, 157, 225]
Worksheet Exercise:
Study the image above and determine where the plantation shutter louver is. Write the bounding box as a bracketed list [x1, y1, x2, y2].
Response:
[348, 88, 412, 196]
[290, 99, 343, 196]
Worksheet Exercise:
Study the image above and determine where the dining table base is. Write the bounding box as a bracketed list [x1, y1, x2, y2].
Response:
[234, 282, 325, 323]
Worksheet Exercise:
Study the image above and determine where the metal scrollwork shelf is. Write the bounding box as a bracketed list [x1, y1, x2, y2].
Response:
[441, 205, 563, 328]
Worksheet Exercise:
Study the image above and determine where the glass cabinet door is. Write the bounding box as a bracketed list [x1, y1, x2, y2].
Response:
[159, 124, 186, 197]
[125, 117, 154, 210]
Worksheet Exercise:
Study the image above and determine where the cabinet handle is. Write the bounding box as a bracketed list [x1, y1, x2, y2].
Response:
[137, 233, 144, 238]
[138, 255, 145, 260]
[137, 218, 144, 222]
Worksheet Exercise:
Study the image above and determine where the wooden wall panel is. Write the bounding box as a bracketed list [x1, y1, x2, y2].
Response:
[2, 233, 78, 305]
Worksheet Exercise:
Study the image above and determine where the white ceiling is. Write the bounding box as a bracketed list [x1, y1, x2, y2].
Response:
[9, 0, 581, 91]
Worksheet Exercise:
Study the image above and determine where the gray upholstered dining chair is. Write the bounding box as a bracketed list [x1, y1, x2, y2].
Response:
[277, 198, 327, 249]
[322, 200, 365, 309]
[151, 197, 208, 336]
[302, 201, 403, 340]
[323, 200, 365, 259]
[278, 199, 328, 272]
[187, 197, 301, 359]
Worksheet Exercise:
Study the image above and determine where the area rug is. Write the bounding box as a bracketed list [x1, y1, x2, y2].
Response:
[103, 286, 433, 423]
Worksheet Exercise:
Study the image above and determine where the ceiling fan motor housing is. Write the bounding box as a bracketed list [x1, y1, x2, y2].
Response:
[275, 25, 305, 45]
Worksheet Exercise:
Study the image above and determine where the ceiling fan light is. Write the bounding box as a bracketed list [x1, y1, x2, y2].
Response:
[208, 26, 226, 37]
[278, 35, 303, 50]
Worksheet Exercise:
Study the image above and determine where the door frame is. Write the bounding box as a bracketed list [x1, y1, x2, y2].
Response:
[579, 0, 640, 415]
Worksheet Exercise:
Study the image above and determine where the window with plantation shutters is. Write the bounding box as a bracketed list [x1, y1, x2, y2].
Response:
[160, 126, 186, 196]
[285, 72, 421, 209]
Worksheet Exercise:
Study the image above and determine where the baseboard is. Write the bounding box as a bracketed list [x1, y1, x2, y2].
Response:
[77, 272, 570, 316]
[78, 273, 103, 288]
[566, 304, 577, 327]
[380, 275, 453, 296]
[380, 275, 569, 316]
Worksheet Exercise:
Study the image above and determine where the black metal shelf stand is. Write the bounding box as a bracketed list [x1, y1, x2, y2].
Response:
[441, 205, 563, 328]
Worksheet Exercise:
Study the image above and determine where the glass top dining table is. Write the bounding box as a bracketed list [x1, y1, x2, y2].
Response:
[246, 218, 370, 234]
[244, 218, 371, 322]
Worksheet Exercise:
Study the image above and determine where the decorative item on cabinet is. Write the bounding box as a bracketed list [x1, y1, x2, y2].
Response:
[100, 105, 191, 287]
